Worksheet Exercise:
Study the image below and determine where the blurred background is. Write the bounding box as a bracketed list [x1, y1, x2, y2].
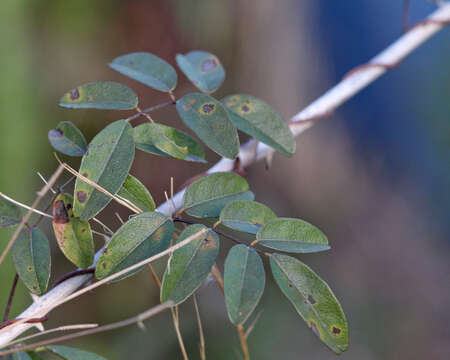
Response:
[1, 0, 449, 359]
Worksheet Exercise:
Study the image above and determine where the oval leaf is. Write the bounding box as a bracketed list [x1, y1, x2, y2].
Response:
[48, 121, 87, 157]
[183, 173, 254, 218]
[11, 227, 50, 295]
[117, 174, 155, 212]
[46, 345, 106, 360]
[73, 120, 135, 221]
[256, 218, 329, 253]
[176, 51, 225, 93]
[0, 196, 22, 228]
[161, 224, 219, 305]
[222, 94, 296, 156]
[52, 193, 94, 268]
[109, 52, 177, 92]
[224, 245, 265, 325]
[220, 200, 276, 234]
[176, 93, 239, 159]
[270, 254, 348, 354]
[134, 123, 206, 163]
[59, 81, 138, 110]
[95, 212, 173, 281]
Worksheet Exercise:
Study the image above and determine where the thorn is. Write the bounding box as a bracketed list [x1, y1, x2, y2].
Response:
[30, 294, 40, 303]
[34, 322, 45, 332]
[265, 152, 274, 170]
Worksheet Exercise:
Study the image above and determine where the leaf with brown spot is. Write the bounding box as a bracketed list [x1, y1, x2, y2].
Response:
[52, 193, 94, 268]
[59, 81, 138, 110]
[160, 224, 219, 305]
[95, 212, 173, 281]
[176, 50, 225, 93]
[176, 93, 239, 159]
[11, 227, 51, 295]
[73, 120, 135, 220]
[222, 94, 296, 156]
[270, 254, 348, 354]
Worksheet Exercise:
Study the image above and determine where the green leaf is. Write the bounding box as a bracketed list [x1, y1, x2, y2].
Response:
[222, 95, 296, 156]
[0, 196, 22, 228]
[176, 50, 225, 93]
[73, 120, 135, 221]
[95, 212, 173, 281]
[9, 351, 32, 360]
[224, 245, 265, 325]
[133, 123, 206, 163]
[256, 218, 329, 253]
[52, 193, 94, 268]
[109, 52, 177, 92]
[117, 174, 155, 212]
[161, 224, 219, 305]
[176, 93, 239, 159]
[220, 200, 276, 234]
[46, 345, 107, 360]
[11, 227, 50, 295]
[270, 254, 348, 354]
[59, 81, 138, 110]
[183, 172, 254, 218]
[48, 121, 87, 157]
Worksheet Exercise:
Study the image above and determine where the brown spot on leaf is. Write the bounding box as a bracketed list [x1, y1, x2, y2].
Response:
[27, 266, 33, 272]
[80, 228, 86, 233]
[82, 172, 89, 178]
[332, 326, 342, 335]
[53, 200, 70, 224]
[69, 88, 80, 101]
[201, 57, 218, 72]
[307, 294, 316, 305]
[102, 248, 108, 254]
[241, 105, 250, 112]
[201, 103, 215, 114]
[77, 191, 87, 203]
[102, 262, 107, 269]
[49, 129, 63, 138]
[188, 99, 196, 105]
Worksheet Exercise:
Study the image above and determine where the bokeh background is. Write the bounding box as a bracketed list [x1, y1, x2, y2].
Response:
[1, 1, 449, 359]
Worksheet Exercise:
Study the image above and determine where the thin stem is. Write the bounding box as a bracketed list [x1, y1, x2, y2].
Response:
[126, 100, 174, 122]
[52, 268, 96, 288]
[193, 294, 206, 360]
[3, 273, 19, 321]
[237, 324, 250, 360]
[4, 323, 98, 348]
[146, 265, 188, 360]
[173, 217, 266, 254]
[0, 164, 64, 265]
[0, 302, 173, 357]
[0, 193, 52, 219]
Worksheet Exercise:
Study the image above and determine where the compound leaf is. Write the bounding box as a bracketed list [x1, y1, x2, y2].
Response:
[256, 218, 329, 253]
[46, 345, 107, 360]
[0, 196, 22, 228]
[134, 123, 206, 163]
[183, 173, 254, 218]
[73, 120, 135, 221]
[11, 227, 50, 295]
[59, 81, 138, 110]
[220, 200, 276, 234]
[117, 174, 155, 212]
[176, 50, 225, 93]
[224, 244, 265, 325]
[95, 212, 173, 281]
[48, 121, 87, 157]
[52, 193, 94, 268]
[161, 224, 219, 305]
[176, 93, 239, 159]
[109, 52, 177, 92]
[270, 254, 348, 354]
